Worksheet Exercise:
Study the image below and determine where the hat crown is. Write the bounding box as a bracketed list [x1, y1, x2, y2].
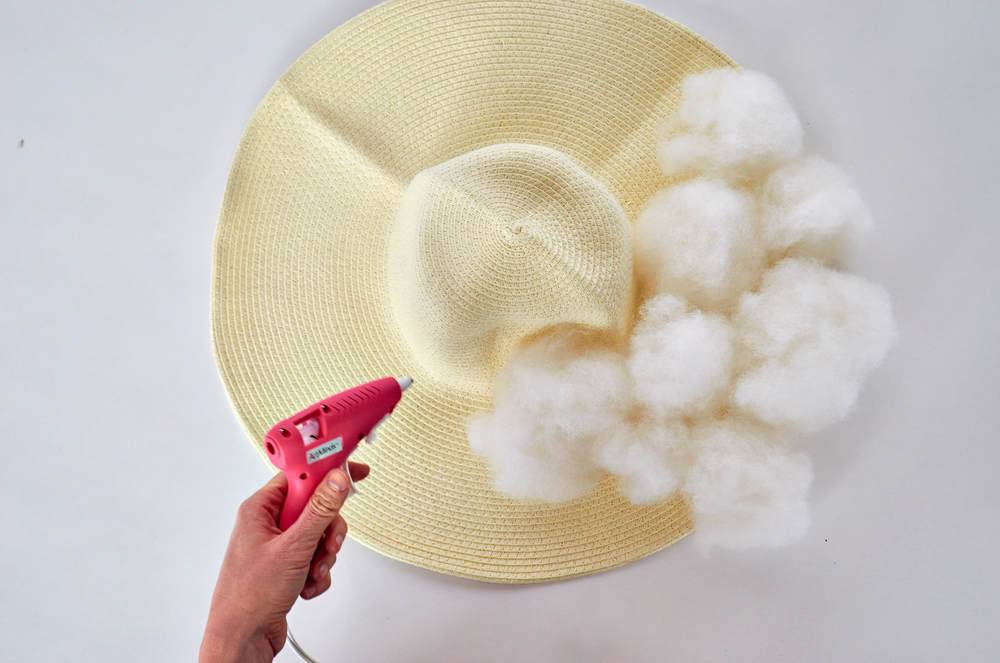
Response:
[388, 143, 633, 392]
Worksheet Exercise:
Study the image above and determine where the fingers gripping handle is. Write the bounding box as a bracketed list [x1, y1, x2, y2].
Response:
[279, 471, 323, 531]
[279, 463, 358, 530]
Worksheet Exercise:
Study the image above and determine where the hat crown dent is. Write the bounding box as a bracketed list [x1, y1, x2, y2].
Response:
[388, 143, 633, 393]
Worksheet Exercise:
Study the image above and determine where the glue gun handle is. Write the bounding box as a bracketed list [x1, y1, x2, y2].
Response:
[278, 470, 321, 531]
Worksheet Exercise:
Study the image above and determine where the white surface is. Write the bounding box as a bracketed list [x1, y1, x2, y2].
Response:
[2, 0, 998, 660]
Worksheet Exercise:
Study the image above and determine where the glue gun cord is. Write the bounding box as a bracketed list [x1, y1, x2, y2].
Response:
[286, 627, 318, 663]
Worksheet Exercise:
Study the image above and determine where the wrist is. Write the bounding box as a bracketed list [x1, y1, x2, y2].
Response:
[200, 616, 274, 663]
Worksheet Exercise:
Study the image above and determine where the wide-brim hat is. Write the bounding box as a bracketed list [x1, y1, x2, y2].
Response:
[213, 0, 732, 583]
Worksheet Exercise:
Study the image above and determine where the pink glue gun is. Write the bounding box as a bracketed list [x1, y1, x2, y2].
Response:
[263, 376, 412, 530]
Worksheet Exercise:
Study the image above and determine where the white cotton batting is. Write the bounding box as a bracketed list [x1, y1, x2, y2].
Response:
[658, 68, 803, 181]
[634, 178, 762, 312]
[467, 330, 632, 502]
[594, 417, 690, 505]
[628, 295, 734, 418]
[733, 259, 896, 433]
[684, 418, 812, 551]
[761, 156, 872, 263]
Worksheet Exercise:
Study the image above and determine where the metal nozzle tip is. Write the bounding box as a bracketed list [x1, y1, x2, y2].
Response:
[397, 376, 413, 391]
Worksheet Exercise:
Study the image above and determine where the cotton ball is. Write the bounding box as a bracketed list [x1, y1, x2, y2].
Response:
[468, 330, 631, 502]
[684, 418, 812, 551]
[761, 156, 872, 263]
[733, 259, 896, 433]
[628, 295, 734, 418]
[595, 417, 690, 505]
[634, 178, 762, 312]
[659, 69, 803, 180]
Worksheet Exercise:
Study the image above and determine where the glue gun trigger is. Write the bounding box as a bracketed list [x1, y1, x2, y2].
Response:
[367, 415, 389, 445]
[344, 462, 361, 496]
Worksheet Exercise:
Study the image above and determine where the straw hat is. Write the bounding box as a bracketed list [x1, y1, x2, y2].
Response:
[213, 0, 733, 583]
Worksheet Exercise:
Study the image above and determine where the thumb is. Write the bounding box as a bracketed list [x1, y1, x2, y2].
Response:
[283, 467, 350, 551]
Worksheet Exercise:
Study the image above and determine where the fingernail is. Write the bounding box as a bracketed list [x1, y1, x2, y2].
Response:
[317, 563, 328, 578]
[335, 534, 344, 548]
[329, 470, 347, 492]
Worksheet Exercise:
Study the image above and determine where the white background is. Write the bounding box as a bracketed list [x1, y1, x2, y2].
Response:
[2, 0, 999, 661]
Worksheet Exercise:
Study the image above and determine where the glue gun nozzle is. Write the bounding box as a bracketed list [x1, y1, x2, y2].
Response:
[397, 376, 413, 391]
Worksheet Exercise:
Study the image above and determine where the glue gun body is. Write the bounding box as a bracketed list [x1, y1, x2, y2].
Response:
[263, 376, 412, 530]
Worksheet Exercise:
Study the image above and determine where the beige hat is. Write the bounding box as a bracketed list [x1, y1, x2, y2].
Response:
[213, 0, 732, 583]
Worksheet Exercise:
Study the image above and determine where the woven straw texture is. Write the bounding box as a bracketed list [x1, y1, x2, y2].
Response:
[213, 0, 733, 583]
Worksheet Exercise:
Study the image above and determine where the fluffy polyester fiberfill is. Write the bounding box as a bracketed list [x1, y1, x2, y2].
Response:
[634, 179, 762, 312]
[468, 331, 631, 502]
[658, 68, 803, 180]
[761, 156, 872, 263]
[469, 68, 895, 551]
[468, 329, 691, 505]
[733, 259, 895, 433]
[628, 295, 733, 418]
[685, 419, 812, 551]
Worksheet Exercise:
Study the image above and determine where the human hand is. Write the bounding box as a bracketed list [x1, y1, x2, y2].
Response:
[199, 462, 369, 663]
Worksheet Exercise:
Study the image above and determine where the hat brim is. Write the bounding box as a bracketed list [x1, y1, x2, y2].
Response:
[213, 0, 732, 583]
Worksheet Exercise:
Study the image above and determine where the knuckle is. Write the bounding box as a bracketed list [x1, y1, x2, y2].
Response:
[308, 488, 343, 518]
[236, 498, 255, 518]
